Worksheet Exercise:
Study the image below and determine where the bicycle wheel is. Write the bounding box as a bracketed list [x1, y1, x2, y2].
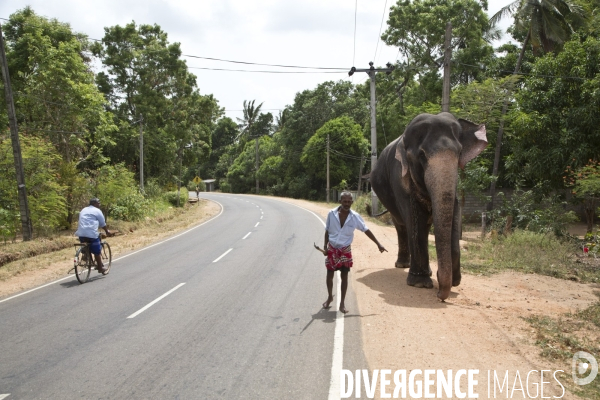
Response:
[75, 246, 91, 284]
[101, 242, 112, 274]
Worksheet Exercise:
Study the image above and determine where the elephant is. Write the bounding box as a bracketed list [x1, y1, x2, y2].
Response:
[370, 112, 487, 300]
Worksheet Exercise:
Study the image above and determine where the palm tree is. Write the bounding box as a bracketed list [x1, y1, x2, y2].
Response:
[236, 100, 264, 194]
[487, 0, 585, 209]
[236, 100, 263, 141]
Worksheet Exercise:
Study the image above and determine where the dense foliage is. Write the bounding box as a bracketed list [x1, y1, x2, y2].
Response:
[2, 0, 600, 238]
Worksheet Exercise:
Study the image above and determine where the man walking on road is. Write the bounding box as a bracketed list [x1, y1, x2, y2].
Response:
[323, 191, 387, 314]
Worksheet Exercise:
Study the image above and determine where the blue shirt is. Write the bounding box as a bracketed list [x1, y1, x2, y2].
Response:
[74, 205, 106, 239]
[325, 206, 368, 248]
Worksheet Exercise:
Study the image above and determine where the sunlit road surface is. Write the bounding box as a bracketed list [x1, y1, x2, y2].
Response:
[0, 193, 367, 399]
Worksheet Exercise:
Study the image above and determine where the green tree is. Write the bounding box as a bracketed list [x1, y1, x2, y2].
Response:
[236, 100, 263, 143]
[301, 116, 368, 187]
[0, 135, 67, 234]
[382, 0, 495, 102]
[200, 117, 239, 182]
[564, 161, 600, 232]
[227, 135, 277, 193]
[277, 80, 368, 198]
[2, 7, 116, 166]
[508, 34, 600, 195]
[488, 0, 586, 207]
[92, 21, 221, 185]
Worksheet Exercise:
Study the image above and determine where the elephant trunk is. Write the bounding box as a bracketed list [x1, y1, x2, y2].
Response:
[424, 151, 459, 301]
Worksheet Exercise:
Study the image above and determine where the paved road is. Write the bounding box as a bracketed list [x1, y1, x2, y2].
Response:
[0, 193, 367, 399]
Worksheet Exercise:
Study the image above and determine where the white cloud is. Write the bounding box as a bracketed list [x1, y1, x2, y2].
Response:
[1, 0, 516, 119]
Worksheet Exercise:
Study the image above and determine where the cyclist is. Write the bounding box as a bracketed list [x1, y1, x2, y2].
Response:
[75, 198, 112, 274]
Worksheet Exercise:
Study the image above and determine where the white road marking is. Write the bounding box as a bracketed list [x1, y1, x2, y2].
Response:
[264, 198, 344, 400]
[127, 283, 186, 319]
[213, 248, 233, 263]
[260, 215, 263, 219]
[242, 232, 251, 240]
[255, 222, 260, 227]
[0, 199, 224, 304]
[328, 277, 344, 400]
[0, 394, 10, 400]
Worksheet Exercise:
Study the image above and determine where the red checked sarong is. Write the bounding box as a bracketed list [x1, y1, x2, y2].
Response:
[325, 243, 353, 271]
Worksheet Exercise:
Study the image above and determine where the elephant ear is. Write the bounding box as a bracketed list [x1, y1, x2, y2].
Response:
[394, 136, 409, 177]
[457, 118, 487, 169]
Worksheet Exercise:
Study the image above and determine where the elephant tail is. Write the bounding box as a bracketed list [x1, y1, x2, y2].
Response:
[366, 203, 389, 218]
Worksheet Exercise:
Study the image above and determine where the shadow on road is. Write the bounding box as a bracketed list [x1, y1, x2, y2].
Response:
[60, 274, 106, 288]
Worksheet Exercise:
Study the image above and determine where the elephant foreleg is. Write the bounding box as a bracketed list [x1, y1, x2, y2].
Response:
[406, 194, 434, 289]
[451, 197, 461, 286]
[391, 216, 410, 268]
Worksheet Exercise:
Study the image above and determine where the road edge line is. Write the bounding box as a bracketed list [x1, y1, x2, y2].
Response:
[0, 199, 224, 305]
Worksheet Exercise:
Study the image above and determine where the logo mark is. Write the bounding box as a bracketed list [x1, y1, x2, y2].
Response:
[572, 351, 598, 385]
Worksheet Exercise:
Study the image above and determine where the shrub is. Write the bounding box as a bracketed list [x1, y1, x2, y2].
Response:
[489, 190, 578, 236]
[219, 179, 231, 193]
[109, 192, 148, 221]
[143, 179, 164, 199]
[163, 187, 188, 207]
[0, 208, 19, 243]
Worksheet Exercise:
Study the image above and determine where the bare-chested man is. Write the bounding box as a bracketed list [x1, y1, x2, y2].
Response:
[323, 191, 387, 314]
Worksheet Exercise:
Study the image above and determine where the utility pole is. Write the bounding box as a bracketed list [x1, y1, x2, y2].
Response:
[348, 62, 394, 214]
[0, 22, 32, 241]
[326, 134, 330, 203]
[139, 114, 144, 192]
[255, 137, 259, 194]
[442, 22, 452, 112]
[357, 155, 364, 197]
[177, 145, 182, 208]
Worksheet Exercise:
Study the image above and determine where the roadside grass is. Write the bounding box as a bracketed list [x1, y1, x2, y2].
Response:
[460, 229, 600, 398]
[461, 230, 600, 284]
[0, 200, 203, 280]
[524, 293, 600, 399]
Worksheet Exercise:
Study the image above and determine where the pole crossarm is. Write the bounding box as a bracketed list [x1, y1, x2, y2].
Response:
[348, 61, 394, 76]
[347, 62, 393, 213]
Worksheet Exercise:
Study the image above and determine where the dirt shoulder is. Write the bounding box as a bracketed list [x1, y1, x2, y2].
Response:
[0, 200, 220, 299]
[275, 197, 598, 400]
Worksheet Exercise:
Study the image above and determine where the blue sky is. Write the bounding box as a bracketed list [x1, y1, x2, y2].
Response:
[1, 0, 515, 121]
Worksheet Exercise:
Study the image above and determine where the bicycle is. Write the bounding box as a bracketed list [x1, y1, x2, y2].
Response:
[73, 240, 112, 284]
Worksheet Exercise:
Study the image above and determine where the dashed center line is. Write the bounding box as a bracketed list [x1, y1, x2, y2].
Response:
[213, 248, 233, 263]
[127, 283, 186, 319]
[0, 394, 11, 400]
[242, 232, 251, 240]
[254, 222, 260, 227]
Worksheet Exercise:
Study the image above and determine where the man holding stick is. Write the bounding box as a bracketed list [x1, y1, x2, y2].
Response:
[322, 191, 387, 314]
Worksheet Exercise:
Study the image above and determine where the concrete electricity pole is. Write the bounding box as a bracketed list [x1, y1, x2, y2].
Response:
[139, 114, 144, 192]
[0, 22, 32, 240]
[348, 62, 394, 214]
[326, 134, 330, 202]
[442, 22, 452, 112]
[255, 137, 259, 194]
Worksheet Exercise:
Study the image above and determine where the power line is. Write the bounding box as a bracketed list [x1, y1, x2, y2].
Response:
[353, 0, 358, 67]
[373, 0, 389, 64]
[0, 16, 348, 73]
[181, 54, 346, 70]
[187, 66, 345, 74]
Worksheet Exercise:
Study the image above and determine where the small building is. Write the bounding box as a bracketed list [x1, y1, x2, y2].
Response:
[203, 179, 216, 192]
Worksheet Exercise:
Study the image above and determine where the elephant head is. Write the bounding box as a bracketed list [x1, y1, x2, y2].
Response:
[394, 112, 487, 300]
